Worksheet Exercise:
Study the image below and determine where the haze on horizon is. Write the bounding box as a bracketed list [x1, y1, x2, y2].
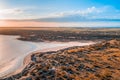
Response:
[0, 0, 120, 27]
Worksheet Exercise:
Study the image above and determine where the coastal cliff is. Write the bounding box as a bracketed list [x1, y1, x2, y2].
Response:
[2, 39, 120, 80]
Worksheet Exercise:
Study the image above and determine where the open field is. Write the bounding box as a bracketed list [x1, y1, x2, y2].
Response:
[0, 27, 120, 42]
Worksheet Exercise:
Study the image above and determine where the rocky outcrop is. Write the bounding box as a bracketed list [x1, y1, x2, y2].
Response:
[2, 40, 120, 80]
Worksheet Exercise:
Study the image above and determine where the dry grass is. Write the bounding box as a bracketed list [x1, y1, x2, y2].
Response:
[3, 39, 120, 80]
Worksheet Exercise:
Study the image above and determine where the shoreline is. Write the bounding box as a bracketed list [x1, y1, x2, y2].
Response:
[1, 41, 96, 79]
[3, 39, 120, 80]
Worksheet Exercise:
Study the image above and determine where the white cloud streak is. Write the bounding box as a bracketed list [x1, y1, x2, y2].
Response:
[51, 6, 105, 18]
[0, 8, 23, 15]
[0, 6, 120, 20]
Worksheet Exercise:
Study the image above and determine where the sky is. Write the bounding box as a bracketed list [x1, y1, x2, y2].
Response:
[0, 0, 120, 27]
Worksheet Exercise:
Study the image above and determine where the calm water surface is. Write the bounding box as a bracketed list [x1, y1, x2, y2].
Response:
[0, 35, 95, 77]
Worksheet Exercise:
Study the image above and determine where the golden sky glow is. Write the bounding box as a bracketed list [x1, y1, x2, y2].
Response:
[0, 21, 58, 27]
[0, 0, 120, 27]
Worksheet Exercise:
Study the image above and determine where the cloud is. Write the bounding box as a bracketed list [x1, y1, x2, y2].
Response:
[50, 6, 104, 18]
[1, 20, 120, 27]
[27, 6, 120, 22]
[1, 6, 120, 22]
[0, 6, 120, 27]
[0, 8, 23, 15]
[0, 7, 37, 19]
[0, 8, 26, 19]
[48, 6, 120, 20]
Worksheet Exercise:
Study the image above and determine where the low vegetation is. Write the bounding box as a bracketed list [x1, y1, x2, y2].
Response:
[3, 39, 120, 80]
[0, 27, 120, 42]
